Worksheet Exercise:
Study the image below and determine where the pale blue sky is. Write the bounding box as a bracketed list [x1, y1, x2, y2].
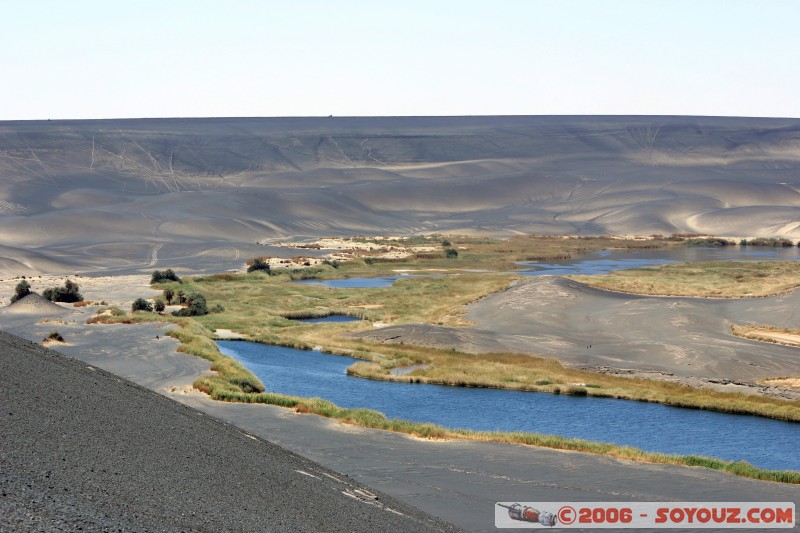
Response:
[1, 0, 798, 119]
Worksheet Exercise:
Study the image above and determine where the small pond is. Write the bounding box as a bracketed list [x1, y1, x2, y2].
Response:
[218, 341, 799, 471]
[288, 315, 361, 324]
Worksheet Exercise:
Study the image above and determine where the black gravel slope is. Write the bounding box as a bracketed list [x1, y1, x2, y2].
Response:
[0, 330, 462, 532]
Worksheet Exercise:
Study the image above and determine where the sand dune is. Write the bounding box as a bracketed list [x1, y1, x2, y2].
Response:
[1, 116, 800, 274]
[0, 293, 69, 316]
[353, 275, 800, 383]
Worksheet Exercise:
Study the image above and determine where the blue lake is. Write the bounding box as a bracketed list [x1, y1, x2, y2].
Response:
[218, 341, 800, 471]
[519, 246, 800, 276]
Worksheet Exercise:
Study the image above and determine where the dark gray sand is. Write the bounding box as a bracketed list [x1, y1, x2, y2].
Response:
[0, 331, 462, 532]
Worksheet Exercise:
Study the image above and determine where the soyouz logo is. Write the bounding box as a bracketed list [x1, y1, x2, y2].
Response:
[495, 502, 796, 529]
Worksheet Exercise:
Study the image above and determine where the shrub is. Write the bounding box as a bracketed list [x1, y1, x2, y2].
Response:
[131, 298, 153, 312]
[42, 279, 83, 303]
[741, 237, 795, 247]
[154, 299, 166, 313]
[565, 386, 588, 396]
[10, 280, 31, 303]
[151, 269, 181, 284]
[172, 293, 208, 316]
[163, 288, 174, 304]
[441, 239, 452, 247]
[43, 331, 65, 343]
[445, 248, 459, 259]
[247, 258, 271, 273]
[210, 303, 225, 313]
[686, 237, 735, 247]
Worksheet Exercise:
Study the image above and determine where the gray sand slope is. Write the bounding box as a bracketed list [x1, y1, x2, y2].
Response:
[2, 116, 800, 275]
[0, 293, 70, 316]
[0, 330, 461, 532]
[353, 276, 800, 384]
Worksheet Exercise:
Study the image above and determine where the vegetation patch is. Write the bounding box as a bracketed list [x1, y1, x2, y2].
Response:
[42, 279, 83, 303]
[685, 237, 735, 247]
[731, 324, 800, 348]
[740, 237, 797, 247]
[42, 331, 65, 343]
[10, 280, 32, 303]
[151, 269, 181, 284]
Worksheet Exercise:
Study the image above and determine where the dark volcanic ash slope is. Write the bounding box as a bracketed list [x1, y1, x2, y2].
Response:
[0, 330, 461, 532]
[2, 116, 800, 274]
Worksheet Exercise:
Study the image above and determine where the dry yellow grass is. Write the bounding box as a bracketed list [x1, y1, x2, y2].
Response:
[570, 261, 800, 298]
[731, 324, 800, 347]
[761, 378, 800, 389]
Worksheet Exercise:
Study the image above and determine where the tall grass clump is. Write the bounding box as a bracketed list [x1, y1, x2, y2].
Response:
[166, 321, 265, 394]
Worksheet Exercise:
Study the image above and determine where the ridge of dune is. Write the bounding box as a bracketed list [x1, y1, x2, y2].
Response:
[1, 116, 800, 274]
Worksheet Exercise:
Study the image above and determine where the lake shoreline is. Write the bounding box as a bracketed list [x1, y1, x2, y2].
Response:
[218, 340, 800, 477]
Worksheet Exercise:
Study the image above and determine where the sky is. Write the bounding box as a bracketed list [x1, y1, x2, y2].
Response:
[1, 0, 798, 120]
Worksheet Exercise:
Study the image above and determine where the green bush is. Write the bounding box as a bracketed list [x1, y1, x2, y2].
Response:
[247, 258, 271, 273]
[131, 298, 153, 312]
[151, 269, 181, 284]
[445, 248, 459, 259]
[10, 280, 31, 303]
[686, 237, 735, 247]
[43, 331, 65, 343]
[154, 299, 166, 313]
[42, 279, 83, 303]
[741, 237, 796, 247]
[172, 293, 208, 316]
